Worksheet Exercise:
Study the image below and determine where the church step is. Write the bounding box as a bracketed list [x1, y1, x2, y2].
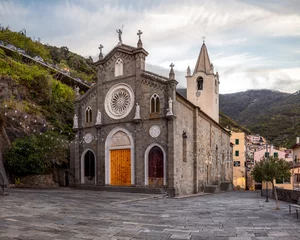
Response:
[73, 185, 164, 195]
[204, 185, 221, 194]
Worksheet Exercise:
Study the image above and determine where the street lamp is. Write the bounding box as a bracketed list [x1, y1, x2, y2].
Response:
[205, 157, 212, 185]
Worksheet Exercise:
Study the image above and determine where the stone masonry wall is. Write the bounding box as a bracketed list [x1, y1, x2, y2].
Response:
[174, 98, 195, 195]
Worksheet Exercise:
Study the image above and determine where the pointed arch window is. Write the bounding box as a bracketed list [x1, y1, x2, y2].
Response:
[197, 77, 203, 90]
[115, 58, 123, 77]
[150, 93, 160, 113]
[85, 106, 92, 123]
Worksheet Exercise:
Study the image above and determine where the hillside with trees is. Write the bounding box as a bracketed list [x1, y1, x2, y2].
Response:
[0, 27, 96, 182]
[220, 89, 300, 148]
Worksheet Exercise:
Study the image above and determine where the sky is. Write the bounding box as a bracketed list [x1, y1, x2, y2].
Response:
[0, 0, 300, 94]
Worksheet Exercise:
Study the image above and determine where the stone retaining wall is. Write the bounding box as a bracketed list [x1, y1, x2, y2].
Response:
[262, 188, 300, 204]
[13, 175, 58, 188]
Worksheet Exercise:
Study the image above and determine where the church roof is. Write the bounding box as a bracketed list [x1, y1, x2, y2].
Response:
[94, 43, 148, 66]
[194, 43, 211, 74]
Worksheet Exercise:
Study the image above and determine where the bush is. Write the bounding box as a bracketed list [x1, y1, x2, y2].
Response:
[4, 131, 69, 177]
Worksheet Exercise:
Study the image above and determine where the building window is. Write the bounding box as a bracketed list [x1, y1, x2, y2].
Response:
[197, 77, 203, 90]
[274, 152, 278, 158]
[84, 150, 95, 179]
[295, 155, 298, 163]
[235, 139, 239, 145]
[85, 106, 92, 123]
[276, 177, 290, 184]
[234, 161, 240, 167]
[235, 150, 239, 157]
[294, 174, 300, 183]
[182, 131, 187, 162]
[150, 93, 160, 113]
[264, 152, 270, 158]
[115, 58, 123, 77]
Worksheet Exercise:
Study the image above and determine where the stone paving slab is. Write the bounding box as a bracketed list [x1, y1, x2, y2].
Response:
[1, 188, 300, 239]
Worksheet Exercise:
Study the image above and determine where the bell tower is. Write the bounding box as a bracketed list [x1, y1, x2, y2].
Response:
[186, 40, 219, 123]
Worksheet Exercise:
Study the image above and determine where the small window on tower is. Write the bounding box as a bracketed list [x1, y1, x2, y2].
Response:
[197, 77, 203, 90]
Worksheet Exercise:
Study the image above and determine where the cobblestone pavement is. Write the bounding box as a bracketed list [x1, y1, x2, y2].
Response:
[0, 188, 300, 240]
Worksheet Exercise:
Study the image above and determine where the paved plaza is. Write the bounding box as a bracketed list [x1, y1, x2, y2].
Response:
[0, 189, 299, 240]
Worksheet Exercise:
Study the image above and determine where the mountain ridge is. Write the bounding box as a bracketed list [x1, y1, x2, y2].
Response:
[220, 89, 300, 147]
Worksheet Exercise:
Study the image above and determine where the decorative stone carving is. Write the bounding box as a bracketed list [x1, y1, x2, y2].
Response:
[116, 26, 123, 45]
[75, 87, 80, 96]
[84, 133, 93, 144]
[166, 97, 173, 116]
[73, 114, 78, 129]
[133, 103, 141, 120]
[105, 83, 134, 119]
[110, 131, 131, 147]
[95, 110, 101, 125]
[149, 125, 161, 138]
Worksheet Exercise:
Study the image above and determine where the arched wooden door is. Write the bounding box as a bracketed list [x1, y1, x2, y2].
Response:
[148, 146, 164, 187]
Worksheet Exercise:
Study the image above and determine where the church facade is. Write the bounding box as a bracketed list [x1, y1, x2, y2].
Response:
[70, 33, 233, 196]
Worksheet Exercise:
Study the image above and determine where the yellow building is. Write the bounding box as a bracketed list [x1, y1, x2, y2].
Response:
[231, 131, 247, 190]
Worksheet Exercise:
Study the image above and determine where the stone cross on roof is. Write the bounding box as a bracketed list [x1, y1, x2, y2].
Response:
[137, 29, 143, 48]
[170, 63, 175, 68]
[202, 35, 206, 43]
[99, 44, 103, 52]
[137, 30, 143, 40]
[98, 44, 104, 60]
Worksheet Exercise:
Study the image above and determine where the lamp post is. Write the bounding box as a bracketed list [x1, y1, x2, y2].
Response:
[205, 157, 212, 185]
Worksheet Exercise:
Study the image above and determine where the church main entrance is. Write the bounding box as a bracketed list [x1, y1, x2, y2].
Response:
[105, 127, 135, 186]
[148, 146, 164, 187]
[110, 149, 131, 186]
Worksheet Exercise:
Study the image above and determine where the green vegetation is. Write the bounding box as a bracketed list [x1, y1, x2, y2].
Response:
[0, 52, 75, 131]
[0, 27, 97, 82]
[219, 112, 251, 134]
[0, 28, 90, 178]
[220, 90, 300, 148]
[4, 131, 68, 177]
[251, 156, 291, 209]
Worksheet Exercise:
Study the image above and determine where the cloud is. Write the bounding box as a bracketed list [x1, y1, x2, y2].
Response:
[0, 0, 300, 94]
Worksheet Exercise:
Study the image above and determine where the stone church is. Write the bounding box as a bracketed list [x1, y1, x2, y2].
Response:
[70, 31, 233, 196]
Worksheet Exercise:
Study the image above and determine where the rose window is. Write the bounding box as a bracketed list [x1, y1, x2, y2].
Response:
[110, 89, 131, 116]
[105, 83, 134, 119]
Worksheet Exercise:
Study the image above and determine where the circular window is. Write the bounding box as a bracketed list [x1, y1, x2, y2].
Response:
[105, 83, 134, 119]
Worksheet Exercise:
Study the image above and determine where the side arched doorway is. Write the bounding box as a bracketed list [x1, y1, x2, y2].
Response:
[145, 144, 166, 187]
[81, 149, 96, 184]
[105, 127, 134, 186]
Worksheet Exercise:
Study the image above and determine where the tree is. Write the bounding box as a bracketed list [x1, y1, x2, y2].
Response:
[251, 157, 291, 209]
[4, 131, 69, 179]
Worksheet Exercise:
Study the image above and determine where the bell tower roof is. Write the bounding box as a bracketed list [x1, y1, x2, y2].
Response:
[194, 43, 211, 74]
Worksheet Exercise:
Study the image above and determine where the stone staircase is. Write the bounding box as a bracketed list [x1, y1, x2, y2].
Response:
[204, 182, 233, 193]
[204, 185, 221, 193]
[73, 185, 164, 195]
